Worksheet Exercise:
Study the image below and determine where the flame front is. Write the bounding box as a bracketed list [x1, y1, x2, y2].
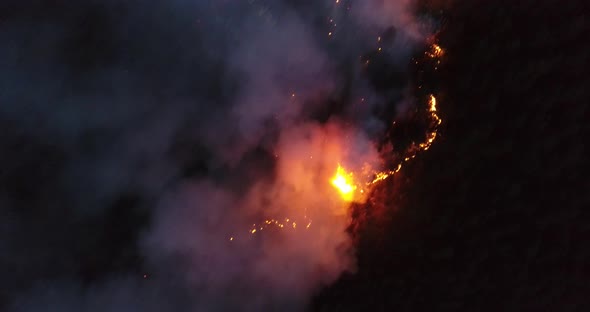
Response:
[331, 165, 357, 202]
[231, 42, 445, 241]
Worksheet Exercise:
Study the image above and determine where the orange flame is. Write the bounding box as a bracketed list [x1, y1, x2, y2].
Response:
[231, 43, 446, 241]
[426, 44, 444, 58]
[331, 165, 357, 202]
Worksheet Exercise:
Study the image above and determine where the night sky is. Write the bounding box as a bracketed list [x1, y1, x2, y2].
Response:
[1, 1, 589, 311]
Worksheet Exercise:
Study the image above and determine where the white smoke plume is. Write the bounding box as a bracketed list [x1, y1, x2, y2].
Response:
[1, 0, 435, 311]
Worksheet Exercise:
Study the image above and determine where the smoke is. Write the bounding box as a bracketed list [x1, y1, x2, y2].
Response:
[1, 0, 433, 311]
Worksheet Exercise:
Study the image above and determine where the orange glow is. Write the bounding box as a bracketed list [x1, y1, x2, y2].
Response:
[230, 42, 446, 242]
[370, 171, 391, 184]
[331, 165, 357, 202]
[426, 44, 444, 58]
[429, 94, 438, 112]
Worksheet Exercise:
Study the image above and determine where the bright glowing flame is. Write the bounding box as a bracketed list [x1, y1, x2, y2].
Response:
[370, 171, 391, 184]
[331, 165, 357, 201]
[231, 42, 446, 241]
[426, 44, 444, 58]
[429, 94, 437, 112]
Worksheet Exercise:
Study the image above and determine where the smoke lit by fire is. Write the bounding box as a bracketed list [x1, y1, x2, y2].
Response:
[232, 42, 445, 241]
[3, 1, 448, 311]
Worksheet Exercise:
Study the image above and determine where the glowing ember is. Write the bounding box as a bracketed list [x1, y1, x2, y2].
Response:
[331, 165, 357, 201]
[426, 44, 444, 58]
[429, 94, 438, 112]
[370, 171, 391, 184]
[231, 41, 446, 242]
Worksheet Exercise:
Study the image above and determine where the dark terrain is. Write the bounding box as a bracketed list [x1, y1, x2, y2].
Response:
[314, 1, 589, 311]
[0, 1, 588, 311]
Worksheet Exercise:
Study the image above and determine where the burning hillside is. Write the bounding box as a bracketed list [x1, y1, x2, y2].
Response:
[2, 1, 446, 311]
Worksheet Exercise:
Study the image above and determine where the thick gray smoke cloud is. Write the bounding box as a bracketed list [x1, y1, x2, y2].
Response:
[1, 0, 431, 311]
